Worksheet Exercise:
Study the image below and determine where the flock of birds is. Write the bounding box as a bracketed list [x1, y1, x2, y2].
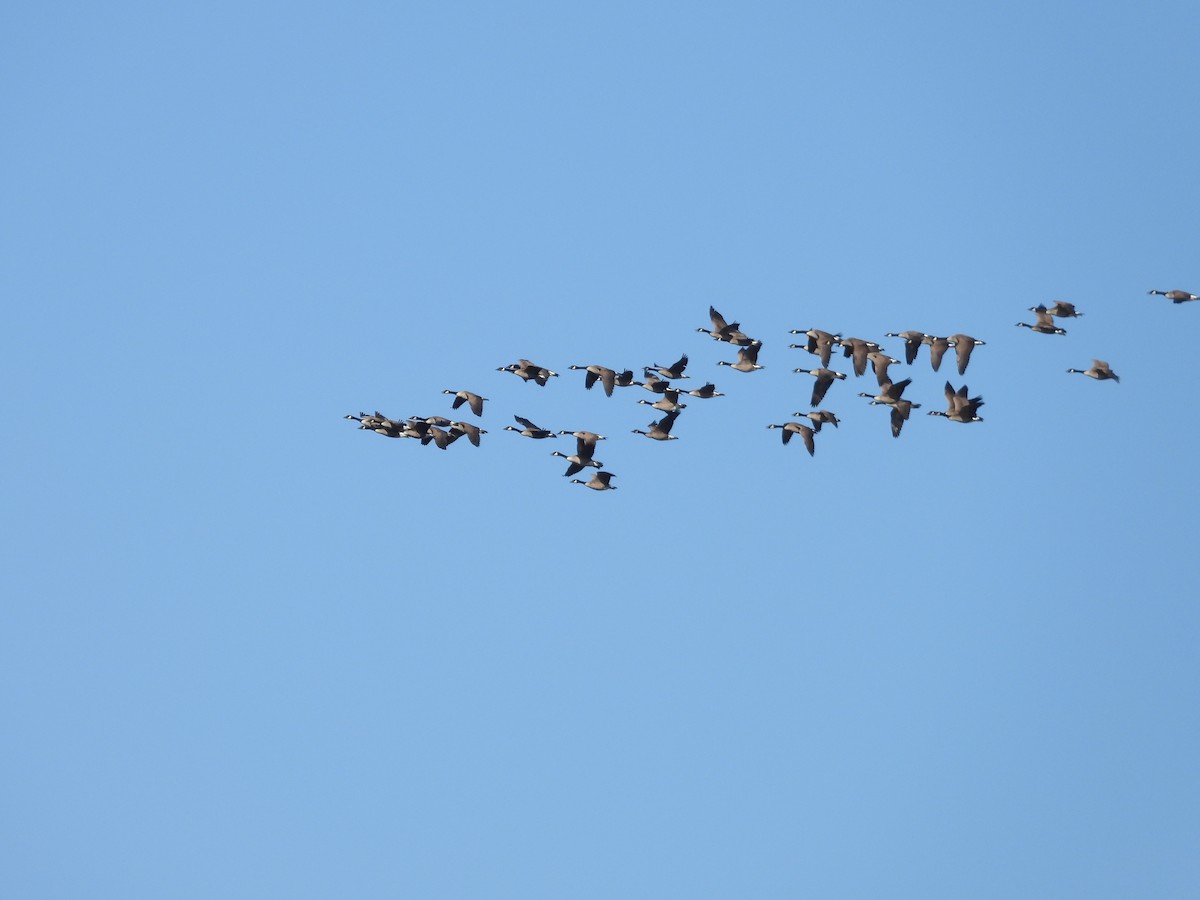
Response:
[346, 289, 1197, 490]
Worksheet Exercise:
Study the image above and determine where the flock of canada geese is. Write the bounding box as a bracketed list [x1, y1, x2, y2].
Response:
[346, 289, 1197, 490]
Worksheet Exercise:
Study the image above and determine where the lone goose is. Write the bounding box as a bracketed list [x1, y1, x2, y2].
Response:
[716, 341, 764, 373]
[795, 367, 847, 407]
[571, 471, 617, 491]
[886, 331, 927, 365]
[1034, 301, 1083, 318]
[680, 382, 724, 398]
[1067, 360, 1120, 382]
[568, 364, 619, 396]
[949, 334, 986, 375]
[793, 409, 840, 432]
[550, 450, 603, 477]
[1148, 289, 1199, 303]
[448, 421, 487, 447]
[632, 410, 680, 441]
[858, 378, 914, 406]
[443, 390, 487, 417]
[928, 381, 985, 422]
[1015, 309, 1066, 334]
[923, 335, 953, 371]
[504, 415, 558, 439]
[767, 422, 816, 456]
[646, 354, 690, 380]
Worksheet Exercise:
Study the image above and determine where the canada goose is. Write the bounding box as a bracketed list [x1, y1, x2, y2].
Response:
[498, 359, 560, 385]
[637, 389, 687, 413]
[345, 412, 387, 429]
[640, 372, 672, 393]
[867, 351, 902, 385]
[425, 425, 462, 449]
[1067, 360, 1120, 382]
[697, 306, 755, 345]
[568, 364, 619, 397]
[632, 410, 680, 441]
[923, 335, 953, 371]
[367, 419, 409, 438]
[716, 341, 764, 373]
[413, 415, 453, 427]
[795, 367, 847, 407]
[557, 430, 607, 446]
[503, 415, 558, 439]
[558, 433, 604, 460]
[788, 329, 839, 367]
[571, 471, 617, 491]
[858, 378, 914, 406]
[401, 418, 432, 439]
[767, 422, 816, 456]
[550, 450, 603, 477]
[793, 410, 840, 432]
[613, 369, 641, 388]
[1148, 289, 1199, 304]
[928, 381, 985, 422]
[839, 337, 883, 377]
[886, 398, 922, 438]
[949, 334, 985, 375]
[1015, 309, 1066, 334]
[646, 354, 690, 380]
[443, 390, 487, 417]
[1033, 301, 1083, 318]
[885, 331, 927, 365]
[449, 421, 487, 447]
[680, 382, 724, 398]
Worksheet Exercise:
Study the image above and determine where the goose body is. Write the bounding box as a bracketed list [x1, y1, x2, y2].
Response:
[498, 359, 559, 385]
[767, 422, 816, 456]
[571, 471, 617, 491]
[886, 331, 927, 365]
[795, 367, 847, 406]
[632, 410, 681, 441]
[1033, 301, 1082, 318]
[1016, 309, 1066, 334]
[928, 381, 985, 422]
[949, 334, 985, 375]
[569, 364, 619, 396]
[504, 415, 558, 439]
[716, 341, 763, 373]
[646, 354, 690, 380]
[1067, 360, 1120, 382]
[550, 450, 603, 477]
[681, 382, 724, 398]
[1148, 289, 1199, 303]
[449, 421, 487, 447]
[923, 335, 953, 371]
[443, 390, 487, 417]
[859, 378, 914, 406]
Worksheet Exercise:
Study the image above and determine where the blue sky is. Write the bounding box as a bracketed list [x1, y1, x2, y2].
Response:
[3, 1, 1199, 897]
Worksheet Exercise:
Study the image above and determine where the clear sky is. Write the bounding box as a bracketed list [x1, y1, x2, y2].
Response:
[4, 1, 1199, 897]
